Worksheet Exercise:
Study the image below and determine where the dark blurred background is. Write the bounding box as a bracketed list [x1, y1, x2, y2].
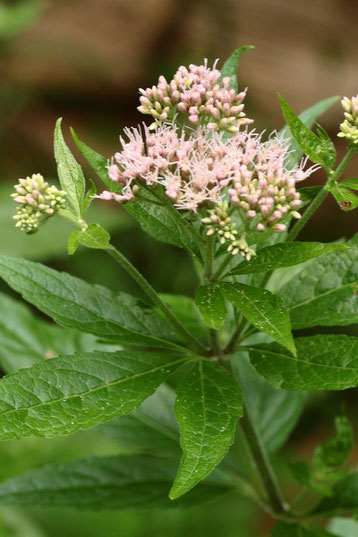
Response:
[0, 1, 358, 536]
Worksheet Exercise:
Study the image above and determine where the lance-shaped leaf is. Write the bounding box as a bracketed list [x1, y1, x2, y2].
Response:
[279, 96, 339, 169]
[220, 46, 254, 90]
[219, 282, 296, 355]
[271, 523, 336, 537]
[0, 454, 232, 510]
[0, 255, 181, 349]
[0, 291, 101, 374]
[170, 359, 242, 499]
[68, 223, 110, 255]
[0, 350, 187, 439]
[248, 335, 358, 391]
[229, 242, 348, 275]
[279, 234, 358, 329]
[329, 182, 358, 212]
[233, 352, 305, 454]
[279, 94, 337, 171]
[54, 118, 86, 216]
[195, 284, 227, 329]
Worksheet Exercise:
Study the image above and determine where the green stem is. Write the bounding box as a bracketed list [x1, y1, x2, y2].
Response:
[204, 234, 214, 282]
[212, 252, 233, 281]
[287, 147, 356, 242]
[105, 244, 208, 355]
[240, 404, 287, 515]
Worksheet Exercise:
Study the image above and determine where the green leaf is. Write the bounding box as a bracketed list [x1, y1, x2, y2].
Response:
[220, 46, 254, 90]
[0, 454, 231, 510]
[313, 415, 353, 472]
[67, 230, 81, 255]
[229, 242, 348, 275]
[195, 284, 227, 329]
[279, 96, 339, 169]
[76, 223, 110, 250]
[0, 255, 181, 349]
[299, 186, 322, 206]
[54, 118, 86, 216]
[316, 473, 358, 513]
[126, 191, 201, 257]
[341, 177, 358, 190]
[0, 350, 186, 439]
[70, 128, 122, 193]
[315, 123, 337, 169]
[233, 351, 305, 454]
[159, 294, 209, 342]
[248, 334, 358, 390]
[279, 234, 358, 329]
[279, 94, 337, 171]
[272, 523, 336, 537]
[219, 282, 296, 355]
[170, 359, 243, 499]
[97, 384, 181, 457]
[329, 182, 358, 211]
[0, 291, 98, 374]
[83, 178, 97, 213]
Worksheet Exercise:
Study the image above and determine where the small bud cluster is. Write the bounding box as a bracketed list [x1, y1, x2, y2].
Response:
[201, 201, 255, 259]
[138, 60, 253, 133]
[12, 174, 66, 232]
[338, 95, 358, 145]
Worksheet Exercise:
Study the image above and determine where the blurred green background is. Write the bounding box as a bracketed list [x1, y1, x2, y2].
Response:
[0, 1, 358, 535]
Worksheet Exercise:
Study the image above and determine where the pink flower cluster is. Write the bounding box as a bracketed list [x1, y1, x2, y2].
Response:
[99, 124, 317, 233]
[138, 60, 252, 133]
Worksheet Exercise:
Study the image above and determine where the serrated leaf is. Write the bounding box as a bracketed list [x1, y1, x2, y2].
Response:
[329, 182, 358, 211]
[0, 350, 186, 439]
[83, 178, 97, 213]
[77, 223, 110, 249]
[279, 234, 358, 329]
[97, 384, 181, 457]
[0, 255, 181, 349]
[220, 46, 254, 91]
[170, 359, 242, 499]
[233, 352, 305, 454]
[54, 118, 86, 216]
[279, 96, 339, 169]
[229, 242, 348, 275]
[159, 294, 209, 342]
[219, 282, 296, 355]
[67, 230, 81, 255]
[315, 123, 337, 169]
[70, 128, 122, 193]
[195, 284, 227, 329]
[0, 454, 231, 510]
[248, 334, 358, 391]
[0, 291, 98, 374]
[126, 191, 201, 257]
[272, 523, 336, 537]
[279, 94, 336, 171]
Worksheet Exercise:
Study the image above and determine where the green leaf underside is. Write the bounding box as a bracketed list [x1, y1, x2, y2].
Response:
[0, 455, 231, 510]
[279, 96, 339, 169]
[170, 360, 243, 499]
[229, 242, 348, 275]
[330, 182, 358, 211]
[54, 118, 86, 216]
[219, 282, 296, 355]
[315, 122, 337, 169]
[0, 350, 186, 439]
[195, 284, 227, 329]
[126, 191, 200, 257]
[341, 177, 358, 190]
[279, 234, 358, 329]
[76, 223, 111, 249]
[220, 46, 254, 91]
[0, 255, 181, 349]
[316, 473, 358, 513]
[248, 334, 358, 390]
[70, 128, 122, 193]
[97, 384, 181, 457]
[233, 352, 305, 454]
[271, 523, 336, 537]
[0, 291, 99, 374]
[279, 94, 337, 171]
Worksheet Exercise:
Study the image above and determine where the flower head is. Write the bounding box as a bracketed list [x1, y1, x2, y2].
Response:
[338, 95, 358, 145]
[138, 60, 253, 133]
[12, 173, 66, 232]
